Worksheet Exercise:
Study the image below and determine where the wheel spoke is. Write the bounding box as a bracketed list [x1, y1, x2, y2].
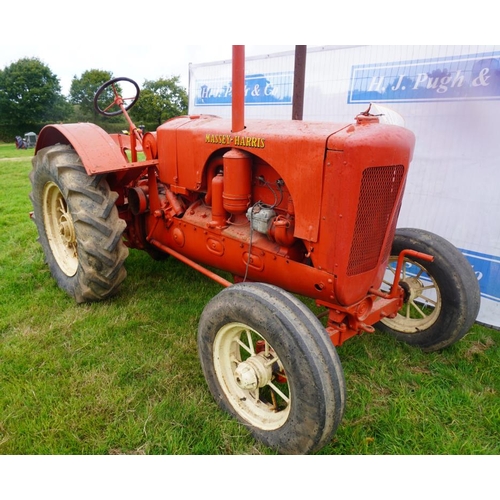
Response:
[263, 355, 279, 368]
[409, 299, 428, 319]
[103, 102, 117, 113]
[235, 338, 253, 356]
[245, 329, 255, 355]
[57, 196, 65, 213]
[415, 268, 425, 279]
[235, 329, 255, 356]
[419, 294, 437, 306]
[267, 381, 290, 404]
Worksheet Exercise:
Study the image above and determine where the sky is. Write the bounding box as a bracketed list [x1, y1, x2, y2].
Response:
[0, 1, 304, 96]
[0, 42, 296, 95]
[1, 0, 489, 98]
[0, 3, 301, 96]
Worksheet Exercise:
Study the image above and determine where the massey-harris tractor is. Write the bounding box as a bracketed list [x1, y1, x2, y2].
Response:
[29, 46, 480, 454]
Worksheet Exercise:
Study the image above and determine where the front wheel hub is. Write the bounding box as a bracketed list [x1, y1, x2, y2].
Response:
[405, 277, 424, 299]
[234, 354, 272, 391]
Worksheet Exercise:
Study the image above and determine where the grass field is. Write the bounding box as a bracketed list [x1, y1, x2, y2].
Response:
[0, 141, 499, 456]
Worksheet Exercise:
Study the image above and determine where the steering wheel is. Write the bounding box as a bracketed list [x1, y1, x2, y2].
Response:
[93, 77, 140, 117]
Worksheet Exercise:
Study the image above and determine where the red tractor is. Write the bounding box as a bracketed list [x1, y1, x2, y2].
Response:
[29, 47, 480, 454]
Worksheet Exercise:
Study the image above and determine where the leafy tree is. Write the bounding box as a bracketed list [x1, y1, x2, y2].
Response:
[0, 58, 70, 138]
[130, 76, 188, 129]
[69, 69, 114, 122]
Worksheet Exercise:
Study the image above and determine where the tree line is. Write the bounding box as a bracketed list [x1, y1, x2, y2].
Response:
[0, 57, 188, 142]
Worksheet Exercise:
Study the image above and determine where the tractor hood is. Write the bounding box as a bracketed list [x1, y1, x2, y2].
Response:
[157, 115, 351, 242]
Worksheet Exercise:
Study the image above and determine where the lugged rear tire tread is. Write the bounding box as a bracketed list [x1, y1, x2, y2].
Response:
[30, 144, 128, 303]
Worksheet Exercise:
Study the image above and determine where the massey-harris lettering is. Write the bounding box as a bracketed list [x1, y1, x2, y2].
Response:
[205, 133, 265, 149]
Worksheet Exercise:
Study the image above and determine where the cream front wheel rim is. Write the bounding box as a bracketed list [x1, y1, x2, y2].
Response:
[213, 322, 291, 430]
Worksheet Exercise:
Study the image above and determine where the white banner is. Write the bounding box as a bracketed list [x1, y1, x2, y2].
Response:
[189, 45, 500, 328]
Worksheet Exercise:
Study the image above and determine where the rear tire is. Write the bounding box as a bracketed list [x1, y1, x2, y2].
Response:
[30, 144, 128, 303]
[377, 228, 480, 352]
[198, 282, 345, 454]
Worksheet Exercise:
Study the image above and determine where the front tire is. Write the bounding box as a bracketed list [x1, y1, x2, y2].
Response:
[198, 282, 345, 454]
[377, 228, 480, 352]
[30, 144, 129, 303]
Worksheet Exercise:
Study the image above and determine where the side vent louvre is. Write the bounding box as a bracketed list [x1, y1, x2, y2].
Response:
[347, 165, 405, 276]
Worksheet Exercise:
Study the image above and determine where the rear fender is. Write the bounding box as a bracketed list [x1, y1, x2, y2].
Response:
[35, 123, 129, 175]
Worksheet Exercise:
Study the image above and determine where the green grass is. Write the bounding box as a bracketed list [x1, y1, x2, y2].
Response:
[0, 143, 499, 455]
[0, 142, 35, 159]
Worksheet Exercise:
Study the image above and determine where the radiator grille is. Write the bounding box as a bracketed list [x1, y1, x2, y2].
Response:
[347, 165, 405, 276]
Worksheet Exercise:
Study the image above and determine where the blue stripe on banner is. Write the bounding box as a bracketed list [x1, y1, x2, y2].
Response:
[460, 249, 500, 303]
[194, 72, 294, 107]
[348, 51, 500, 103]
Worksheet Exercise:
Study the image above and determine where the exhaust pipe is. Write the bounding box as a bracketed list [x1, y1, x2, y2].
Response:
[232, 45, 245, 133]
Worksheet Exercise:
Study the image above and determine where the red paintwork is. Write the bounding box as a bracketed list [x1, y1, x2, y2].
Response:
[155, 114, 351, 242]
[232, 45, 245, 133]
[36, 123, 129, 174]
[35, 49, 418, 347]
